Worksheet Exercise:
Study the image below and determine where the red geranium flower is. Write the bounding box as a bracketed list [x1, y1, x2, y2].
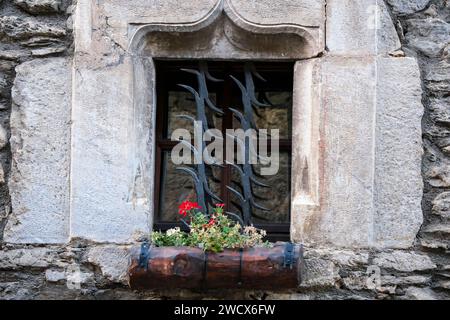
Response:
[203, 218, 216, 228]
[216, 203, 225, 208]
[178, 200, 201, 217]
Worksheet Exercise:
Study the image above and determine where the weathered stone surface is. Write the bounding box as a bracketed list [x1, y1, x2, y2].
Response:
[228, 0, 324, 27]
[419, 238, 449, 250]
[305, 249, 370, 267]
[404, 287, 439, 300]
[0, 124, 8, 149]
[290, 59, 321, 244]
[381, 275, 431, 286]
[86, 246, 130, 284]
[435, 280, 450, 290]
[293, 57, 423, 249]
[14, 0, 62, 14]
[0, 101, 9, 110]
[0, 49, 28, 61]
[425, 80, 450, 96]
[79, 0, 324, 61]
[70, 58, 150, 243]
[436, 137, 450, 155]
[422, 223, 450, 236]
[326, 0, 401, 56]
[3, 58, 71, 244]
[31, 46, 66, 57]
[386, 0, 430, 15]
[373, 251, 437, 272]
[374, 57, 424, 248]
[224, 0, 325, 55]
[83, 0, 220, 52]
[0, 16, 66, 40]
[292, 57, 376, 248]
[0, 248, 56, 269]
[432, 192, 450, 218]
[425, 163, 450, 187]
[0, 72, 13, 99]
[45, 266, 93, 285]
[300, 258, 339, 288]
[90, 0, 325, 55]
[429, 98, 450, 131]
[341, 272, 369, 291]
[45, 269, 66, 282]
[423, 60, 450, 83]
[404, 18, 450, 57]
[0, 162, 5, 184]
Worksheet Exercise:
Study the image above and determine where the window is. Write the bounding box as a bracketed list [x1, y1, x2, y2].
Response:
[154, 61, 293, 241]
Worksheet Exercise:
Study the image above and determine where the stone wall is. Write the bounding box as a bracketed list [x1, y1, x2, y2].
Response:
[0, 0, 449, 300]
[0, 0, 73, 239]
[389, 0, 450, 251]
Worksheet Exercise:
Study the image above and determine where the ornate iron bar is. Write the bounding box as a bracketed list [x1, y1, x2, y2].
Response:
[226, 63, 271, 225]
[175, 62, 272, 225]
[175, 63, 223, 216]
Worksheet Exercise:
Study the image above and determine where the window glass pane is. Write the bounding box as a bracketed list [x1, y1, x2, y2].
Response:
[251, 151, 291, 223]
[166, 91, 218, 139]
[254, 91, 292, 139]
[159, 151, 196, 221]
[167, 91, 196, 139]
[159, 152, 224, 220]
[226, 151, 290, 224]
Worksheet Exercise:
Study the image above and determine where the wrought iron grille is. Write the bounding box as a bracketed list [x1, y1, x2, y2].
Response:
[154, 61, 293, 241]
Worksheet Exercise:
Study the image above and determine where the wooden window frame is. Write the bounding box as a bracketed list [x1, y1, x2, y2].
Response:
[153, 60, 293, 241]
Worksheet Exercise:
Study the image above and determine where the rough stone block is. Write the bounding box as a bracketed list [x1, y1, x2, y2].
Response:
[373, 251, 436, 272]
[432, 192, 450, 218]
[321, 57, 376, 247]
[14, 0, 62, 14]
[0, 16, 66, 40]
[404, 18, 450, 58]
[228, 0, 324, 27]
[404, 287, 439, 300]
[293, 57, 376, 248]
[386, 0, 430, 15]
[0, 124, 8, 149]
[292, 56, 423, 249]
[0, 248, 57, 269]
[374, 57, 424, 248]
[4, 58, 71, 244]
[326, 0, 401, 56]
[300, 258, 339, 288]
[70, 58, 150, 243]
[87, 245, 131, 284]
[45, 269, 66, 283]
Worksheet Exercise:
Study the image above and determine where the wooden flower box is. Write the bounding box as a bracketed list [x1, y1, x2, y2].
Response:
[128, 242, 303, 290]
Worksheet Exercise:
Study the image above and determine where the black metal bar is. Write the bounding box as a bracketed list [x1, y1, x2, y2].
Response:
[138, 242, 150, 271]
[283, 242, 294, 269]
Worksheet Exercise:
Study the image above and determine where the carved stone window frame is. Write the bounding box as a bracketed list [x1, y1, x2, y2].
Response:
[125, 0, 324, 244]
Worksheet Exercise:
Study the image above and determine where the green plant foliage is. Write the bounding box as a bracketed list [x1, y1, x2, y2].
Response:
[151, 202, 271, 252]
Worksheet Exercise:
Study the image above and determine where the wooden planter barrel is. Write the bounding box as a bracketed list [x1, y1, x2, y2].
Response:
[128, 242, 303, 290]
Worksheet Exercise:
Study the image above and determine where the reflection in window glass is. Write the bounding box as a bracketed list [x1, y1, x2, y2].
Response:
[159, 151, 196, 221]
[254, 92, 292, 139]
[251, 151, 291, 223]
[167, 91, 218, 139]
